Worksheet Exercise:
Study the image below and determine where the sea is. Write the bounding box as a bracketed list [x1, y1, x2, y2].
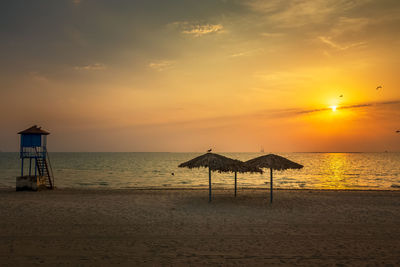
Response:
[1, 152, 400, 190]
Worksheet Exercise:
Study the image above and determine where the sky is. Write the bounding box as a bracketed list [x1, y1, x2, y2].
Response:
[0, 0, 399, 152]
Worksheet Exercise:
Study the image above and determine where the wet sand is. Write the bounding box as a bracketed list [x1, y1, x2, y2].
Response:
[0, 188, 399, 266]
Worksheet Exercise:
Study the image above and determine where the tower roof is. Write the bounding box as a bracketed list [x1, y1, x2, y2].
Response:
[18, 125, 50, 135]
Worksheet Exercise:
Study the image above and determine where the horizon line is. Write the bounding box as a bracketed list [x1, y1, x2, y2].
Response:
[1, 151, 399, 153]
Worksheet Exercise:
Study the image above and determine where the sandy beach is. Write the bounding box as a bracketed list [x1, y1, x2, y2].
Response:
[0, 188, 399, 266]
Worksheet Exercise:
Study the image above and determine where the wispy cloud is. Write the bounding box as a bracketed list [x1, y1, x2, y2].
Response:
[28, 71, 49, 83]
[171, 21, 224, 37]
[126, 100, 400, 131]
[291, 100, 400, 116]
[148, 60, 175, 71]
[331, 17, 371, 36]
[318, 16, 370, 50]
[229, 51, 250, 58]
[229, 49, 263, 58]
[318, 36, 366, 50]
[74, 63, 107, 71]
[244, 0, 371, 28]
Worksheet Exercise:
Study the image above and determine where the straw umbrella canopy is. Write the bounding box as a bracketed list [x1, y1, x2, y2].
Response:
[245, 154, 303, 203]
[179, 152, 262, 201]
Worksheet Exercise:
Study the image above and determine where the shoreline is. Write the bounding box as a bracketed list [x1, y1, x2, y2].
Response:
[1, 187, 400, 192]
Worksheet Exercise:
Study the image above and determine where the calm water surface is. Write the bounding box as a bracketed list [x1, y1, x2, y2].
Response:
[0, 152, 399, 190]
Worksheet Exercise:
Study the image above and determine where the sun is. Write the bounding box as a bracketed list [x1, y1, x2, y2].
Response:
[330, 105, 337, 112]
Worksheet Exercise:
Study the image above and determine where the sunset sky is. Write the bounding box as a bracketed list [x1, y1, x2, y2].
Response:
[1, 0, 399, 152]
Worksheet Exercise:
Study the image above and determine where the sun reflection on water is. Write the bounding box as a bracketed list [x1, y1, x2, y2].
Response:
[324, 153, 348, 189]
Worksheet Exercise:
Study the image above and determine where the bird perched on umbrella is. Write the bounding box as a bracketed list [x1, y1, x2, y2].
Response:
[376, 85, 383, 90]
[207, 148, 212, 152]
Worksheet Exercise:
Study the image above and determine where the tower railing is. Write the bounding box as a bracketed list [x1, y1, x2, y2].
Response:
[46, 150, 55, 188]
[21, 146, 46, 159]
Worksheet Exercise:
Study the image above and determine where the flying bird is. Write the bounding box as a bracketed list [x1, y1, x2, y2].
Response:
[376, 85, 383, 90]
[339, 94, 343, 98]
[207, 148, 212, 152]
[396, 130, 400, 133]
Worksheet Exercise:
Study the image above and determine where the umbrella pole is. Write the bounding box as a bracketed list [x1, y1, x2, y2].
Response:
[209, 167, 212, 202]
[270, 168, 273, 203]
[234, 171, 237, 197]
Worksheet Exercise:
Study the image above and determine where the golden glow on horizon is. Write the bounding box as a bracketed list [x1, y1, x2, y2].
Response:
[331, 105, 337, 112]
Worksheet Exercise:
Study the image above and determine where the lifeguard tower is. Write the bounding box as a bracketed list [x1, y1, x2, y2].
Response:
[16, 125, 54, 191]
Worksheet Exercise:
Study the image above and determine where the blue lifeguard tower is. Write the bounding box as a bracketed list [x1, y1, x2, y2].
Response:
[17, 125, 54, 190]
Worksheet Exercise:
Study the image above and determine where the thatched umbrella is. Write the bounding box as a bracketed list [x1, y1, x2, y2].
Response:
[245, 154, 303, 203]
[179, 152, 262, 201]
[231, 159, 263, 198]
